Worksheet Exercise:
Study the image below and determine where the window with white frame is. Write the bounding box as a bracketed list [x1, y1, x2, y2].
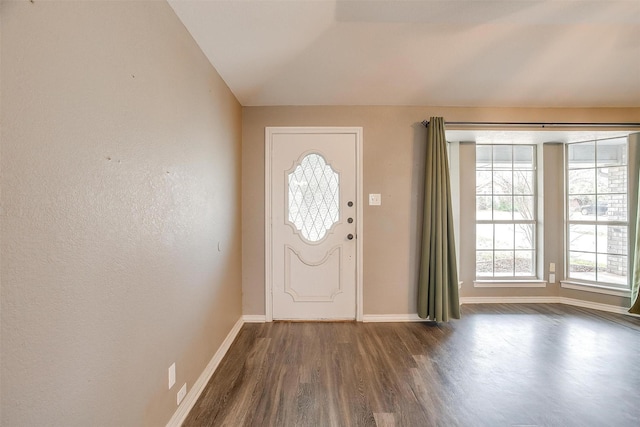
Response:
[566, 137, 629, 289]
[476, 145, 537, 278]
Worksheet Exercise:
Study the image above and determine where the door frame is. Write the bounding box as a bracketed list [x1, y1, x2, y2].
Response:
[265, 127, 363, 322]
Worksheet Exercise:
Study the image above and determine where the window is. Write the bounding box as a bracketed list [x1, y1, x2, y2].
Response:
[566, 137, 628, 289]
[288, 153, 340, 242]
[476, 145, 537, 278]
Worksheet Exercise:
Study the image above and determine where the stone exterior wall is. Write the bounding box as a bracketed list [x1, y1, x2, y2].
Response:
[606, 163, 628, 277]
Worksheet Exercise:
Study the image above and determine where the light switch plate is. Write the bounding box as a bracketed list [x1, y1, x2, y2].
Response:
[549, 273, 556, 283]
[549, 262, 556, 273]
[369, 194, 381, 206]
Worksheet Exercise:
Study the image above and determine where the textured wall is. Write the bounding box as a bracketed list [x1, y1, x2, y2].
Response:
[1, 1, 242, 425]
[242, 106, 640, 316]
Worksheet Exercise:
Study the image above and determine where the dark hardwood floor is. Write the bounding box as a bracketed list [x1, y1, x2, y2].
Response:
[184, 304, 640, 426]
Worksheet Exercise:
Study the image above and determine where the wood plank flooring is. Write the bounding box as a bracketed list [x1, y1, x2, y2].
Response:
[184, 304, 640, 426]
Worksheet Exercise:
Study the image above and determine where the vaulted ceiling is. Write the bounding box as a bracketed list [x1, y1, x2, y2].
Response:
[168, 0, 640, 107]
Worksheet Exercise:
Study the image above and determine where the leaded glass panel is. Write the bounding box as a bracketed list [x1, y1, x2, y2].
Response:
[288, 153, 340, 242]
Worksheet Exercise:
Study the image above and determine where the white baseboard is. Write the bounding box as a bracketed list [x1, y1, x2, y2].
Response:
[560, 297, 639, 317]
[242, 315, 267, 323]
[460, 296, 559, 304]
[244, 314, 430, 323]
[166, 317, 244, 427]
[460, 296, 638, 317]
[362, 314, 430, 323]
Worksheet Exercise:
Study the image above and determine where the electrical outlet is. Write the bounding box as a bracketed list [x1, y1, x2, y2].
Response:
[369, 194, 381, 206]
[177, 383, 187, 406]
[168, 363, 176, 390]
[549, 273, 556, 283]
[549, 263, 556, 273]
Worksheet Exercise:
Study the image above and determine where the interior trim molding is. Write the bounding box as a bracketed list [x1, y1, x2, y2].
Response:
[166, 317, 244, 427]
[460, 296, 638, 317]
[473, 280, 547, 288]
[560, 280, 631, 297]
[559, 297, 638, 316]
[461, 296, 559, 304]
[362, 314, 430, 323]
[242, 315, 267, 323]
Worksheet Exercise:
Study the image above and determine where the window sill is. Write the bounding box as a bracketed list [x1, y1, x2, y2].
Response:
[560, 281, 631, 298]
[474, 280, 547, 288]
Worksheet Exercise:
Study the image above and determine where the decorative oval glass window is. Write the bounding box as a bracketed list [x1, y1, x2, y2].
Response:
[288, 153, 340, 242]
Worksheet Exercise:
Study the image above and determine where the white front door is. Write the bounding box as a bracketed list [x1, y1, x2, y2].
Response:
[267, 127, 361, 320]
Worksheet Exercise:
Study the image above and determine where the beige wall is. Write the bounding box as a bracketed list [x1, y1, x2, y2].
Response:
[1, 1, 242, 426]
[242, 106, 640, 316]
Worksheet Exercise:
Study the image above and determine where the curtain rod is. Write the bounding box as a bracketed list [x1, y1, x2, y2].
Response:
[421, 121, 640, 128]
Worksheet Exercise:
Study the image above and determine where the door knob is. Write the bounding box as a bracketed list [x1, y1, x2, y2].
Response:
[347, 234, 354, 240]
[348, 218, 353, 223]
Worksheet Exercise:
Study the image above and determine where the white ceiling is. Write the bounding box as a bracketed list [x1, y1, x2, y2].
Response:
[168, 0, 640, 107]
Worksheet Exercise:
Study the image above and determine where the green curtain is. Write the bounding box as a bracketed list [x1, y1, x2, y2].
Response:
[418, 117, 460, 321]
[629, 165, 640, 314]
[628, 133, 640, 314]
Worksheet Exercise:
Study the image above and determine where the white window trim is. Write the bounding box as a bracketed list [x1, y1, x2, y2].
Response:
[475, 144, 538, 280]
[564, 137, 630, 291]
[474, 280, 547, 288]
[560, 280, 631, 297]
